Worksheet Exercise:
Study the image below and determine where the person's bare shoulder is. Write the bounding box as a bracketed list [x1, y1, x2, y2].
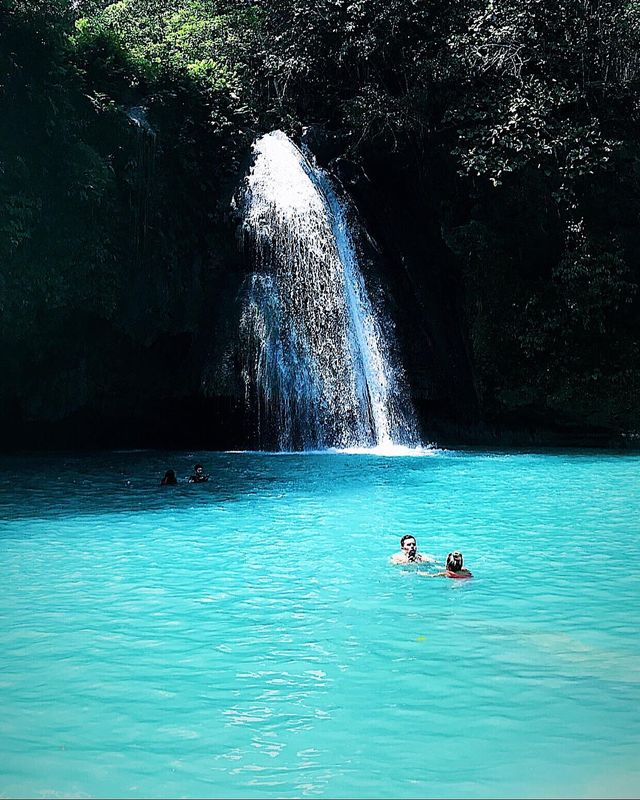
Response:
[417, 553, 437, 563]
[390, 553, 406, 564]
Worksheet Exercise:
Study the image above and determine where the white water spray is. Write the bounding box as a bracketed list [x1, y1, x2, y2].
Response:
[238, 130, 421, 451]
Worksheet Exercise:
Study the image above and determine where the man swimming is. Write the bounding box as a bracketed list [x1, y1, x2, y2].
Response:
[390, 535, 437, 564]
[188, 463, 209, 483]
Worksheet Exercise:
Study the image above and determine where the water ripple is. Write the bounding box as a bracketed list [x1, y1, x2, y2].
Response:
[1, 449, 639, 798]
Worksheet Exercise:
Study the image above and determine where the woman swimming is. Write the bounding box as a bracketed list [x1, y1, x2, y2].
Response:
[160, 469, 178, 486]
[430, 551, 473, 579]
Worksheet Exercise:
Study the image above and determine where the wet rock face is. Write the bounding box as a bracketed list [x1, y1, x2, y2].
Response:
[300, 126, 348, 167]
[0, 221, 249, 452]
[334, 149, 481, 434]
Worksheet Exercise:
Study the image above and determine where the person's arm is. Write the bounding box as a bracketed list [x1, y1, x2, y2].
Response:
[390, 553, 404, 564]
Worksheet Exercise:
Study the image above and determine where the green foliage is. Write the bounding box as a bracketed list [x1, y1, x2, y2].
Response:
[0, 0, 255, 346]
[446, 198, 639, 426]
[254, 0, 460, 148]
[552, 222, 636, 331]
[0, 0, 117, 318]
[2, 0, 640, 435]
[445, 0, 629, 195]
[72, 0, 263, 95]
[447, 78, 616, 191]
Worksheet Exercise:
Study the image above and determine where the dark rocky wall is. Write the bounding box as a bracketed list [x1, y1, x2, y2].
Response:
[1, 105, 637, 453]
[313, 130, 640, 449]
[342, 150, 480, 436]
[0, 104, 251, 451]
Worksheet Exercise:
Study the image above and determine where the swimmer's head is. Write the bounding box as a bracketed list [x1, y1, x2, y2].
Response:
[400, 535, 417, 557]
[446, 551, 464, 572]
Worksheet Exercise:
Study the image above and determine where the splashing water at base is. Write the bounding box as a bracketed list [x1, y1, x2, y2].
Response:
[238, 130, 420, 451]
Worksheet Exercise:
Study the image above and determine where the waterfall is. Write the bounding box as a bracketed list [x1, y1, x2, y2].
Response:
[237, 130, 421, 451]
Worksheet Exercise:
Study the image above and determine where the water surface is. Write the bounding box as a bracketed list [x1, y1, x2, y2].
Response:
[1, 448, 639, 798]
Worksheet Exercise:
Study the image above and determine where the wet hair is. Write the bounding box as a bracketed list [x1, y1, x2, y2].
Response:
[400, 535, 416, 547]
[161, 469, 177, 485]
[446, 551, 464, 572]
[194, 463, 203, 470]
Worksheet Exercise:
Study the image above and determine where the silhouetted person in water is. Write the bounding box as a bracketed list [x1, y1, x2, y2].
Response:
[188, 463, 209, 483]
[161, 469, 177, 486]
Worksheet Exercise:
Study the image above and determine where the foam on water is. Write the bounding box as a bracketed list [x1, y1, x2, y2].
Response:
[230, 444, 438, 457]
[331, 443, 439, 457]
[1, 449, 639, 798]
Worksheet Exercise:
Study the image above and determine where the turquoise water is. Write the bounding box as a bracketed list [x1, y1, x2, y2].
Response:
[1, 448, 639, 799]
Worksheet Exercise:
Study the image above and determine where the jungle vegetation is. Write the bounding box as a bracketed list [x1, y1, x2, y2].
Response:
[1, 0, 639, 442]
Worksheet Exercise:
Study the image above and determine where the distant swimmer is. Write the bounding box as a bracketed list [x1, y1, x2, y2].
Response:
[390, 535, 437, 564]
[160, 469, 177, 486]
[430, 551, 473, 579]
[188, 463, 209, 483]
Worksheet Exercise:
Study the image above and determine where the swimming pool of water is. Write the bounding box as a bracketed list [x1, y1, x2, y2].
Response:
[1, 448, 639, 798]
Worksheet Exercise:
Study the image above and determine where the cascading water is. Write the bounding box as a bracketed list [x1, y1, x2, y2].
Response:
[238, 130, 421, 451]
